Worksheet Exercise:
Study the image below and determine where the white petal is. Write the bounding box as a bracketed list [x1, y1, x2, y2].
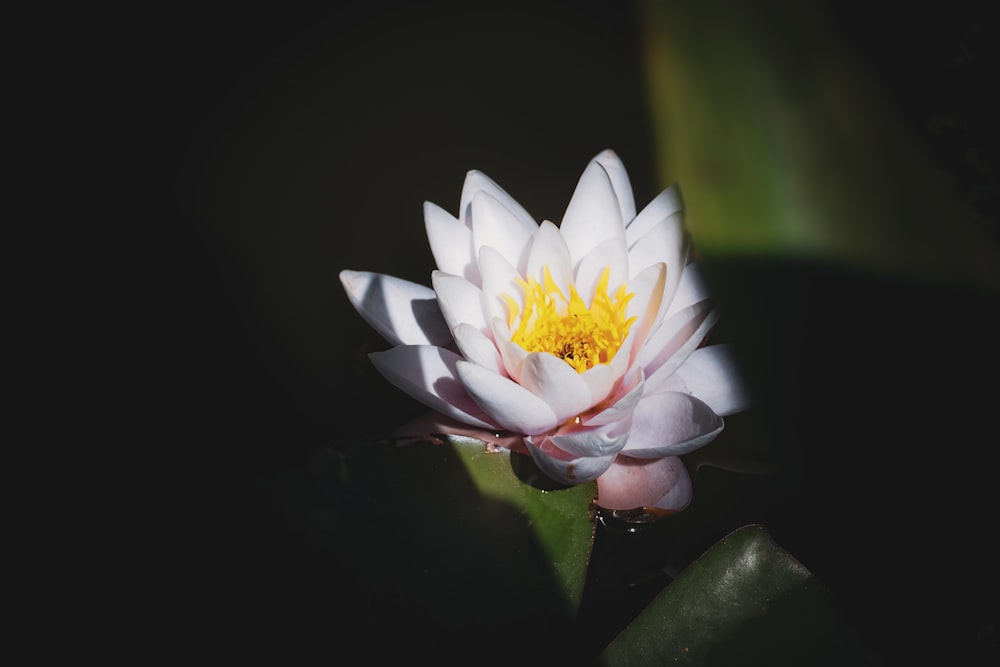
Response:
[627, 212, 687, 282]
[431, 271, 488, 336]
[340, 270, 452, 347]
[478, 245, 522, 324]
[471, 191, 535, 274]
[491, 316, 527, 381]
[637, 301, 720, 393]
[578, 362, 620, 410]
[424, 201, 479, 284]
[456, 360, 559, 434]
[667, 261, 711, 317]
[623, 262, 667, 358]
[369, 345, 497, 428]
[559, 160, 626, 266]
[524, 438, 616, 485]
[595, 455, 692, 511]
[452, 323, 505, 376]
[518, 352, 596, 422]
[626, 183, 684, 244]
[460, 170, 537, 232]
[672, 344, 752, 416]
[622, 391, 724, 457]
[550, 417, 631, 458]
[594, 149, 637, 225]
[574, 236, 629, 307]
[526, 220, 573, 292]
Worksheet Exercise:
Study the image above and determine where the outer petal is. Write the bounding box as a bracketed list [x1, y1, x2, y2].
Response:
[667, 261, 711, 317]
[594, 149, 637, 226]
[424, 201, 479, 284]
[369, 345, 497, 429]
[524, 438, 616, 485]
[595, 455, 692, 511]
[672, 344, 752, 416]
[431, 271, 488, 336]
[340, 270, 452, 347]
[621, 391, 724, 457]
[460, 170, 537, 233]
[625, 183, 684, 245]
[456, 360, 559, 434]
[627, 214, 689, 309]
[471, 191, 535, 274]
[559, 160, 626, 267]
[637, 301, 720, 393]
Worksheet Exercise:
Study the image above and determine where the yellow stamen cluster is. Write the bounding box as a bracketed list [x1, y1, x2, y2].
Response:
[502, 265, 636, 373]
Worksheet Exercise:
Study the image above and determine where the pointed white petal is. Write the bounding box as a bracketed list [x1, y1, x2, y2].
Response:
[559, 160, 626, 266]
[456, 360, 559, 434]
[621, 391, 724, 457]
[594, 149, 636, 224]
[673, 344, 752, 416]
[526, 220, 573, 292]
[524, 438, 616, 485]
[578, 362, 621, 409]
[595, 455, 692, 511]
[431, 271, 488, 335]
[623, 262, 667, 357]
[492, 320, 528, 382]
[369, 345, 497, 428]
[573, 236, 629, 307]
[626, 183, 684, 243]
[584, 367, 644, 426]
[471, 191, 535, 274]
[478, 245, 522, 324]
[424, 201, 480, 285]
[452, 323, 505, 376]
[460, 170, 537, 232]
[340, 270, 452, 347]
[627, 212, 687, 280]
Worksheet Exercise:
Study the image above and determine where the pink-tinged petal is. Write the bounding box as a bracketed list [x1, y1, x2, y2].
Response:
[584, 367, 644, 426]
[625, 183, 684, 245]
[456, 360, 559, 434]
[471, 191, 535, 274]
[574, 236, 629, 307]
[388, 410, 527, 454]
[451, 323, 506, 376]
[672, 344, 752, 416]
[637, 301, 720, 392]
[424, 201, 480, 285]
[369, 345, 498, 429]
[559, 160, 626, 267]
[549, 417, 631, 458]
[594, 149, 637, 225]
[595, 455, 692, 511]
[526, 220, 573, 293]
[524, 437, 616, 485]
[518, 352, 595, 422]
[478, 245, 522, 324]
[431, 271, 488, 336]
[460, 170, 537, 233]
[667, 261, 710, 317]
[340, 270, 452, 347]
[621, 391, 724, 457]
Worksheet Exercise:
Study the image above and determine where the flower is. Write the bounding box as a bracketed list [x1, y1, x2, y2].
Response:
[340, 150, 750, 512]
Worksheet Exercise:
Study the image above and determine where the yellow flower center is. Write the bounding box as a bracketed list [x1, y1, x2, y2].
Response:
[502, 265, 636, 373]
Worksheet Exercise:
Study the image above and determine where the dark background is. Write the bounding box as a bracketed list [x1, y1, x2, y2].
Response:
[73, 1, 1000, 663]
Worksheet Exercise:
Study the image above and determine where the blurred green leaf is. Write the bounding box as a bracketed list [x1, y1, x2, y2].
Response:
[599, 524, 873, 666]
[639, 0, 999, 290]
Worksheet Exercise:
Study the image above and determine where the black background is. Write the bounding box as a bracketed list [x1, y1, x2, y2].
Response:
[59, 1, 1000, 663]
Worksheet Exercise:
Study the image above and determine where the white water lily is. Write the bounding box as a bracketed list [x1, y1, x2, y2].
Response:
[340, 150, 750, 512]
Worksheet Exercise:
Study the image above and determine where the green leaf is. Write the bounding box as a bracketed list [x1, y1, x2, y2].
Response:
[599, 524, 874, 666]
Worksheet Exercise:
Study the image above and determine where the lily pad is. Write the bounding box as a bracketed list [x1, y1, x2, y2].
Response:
[600, 524, 874, 666]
